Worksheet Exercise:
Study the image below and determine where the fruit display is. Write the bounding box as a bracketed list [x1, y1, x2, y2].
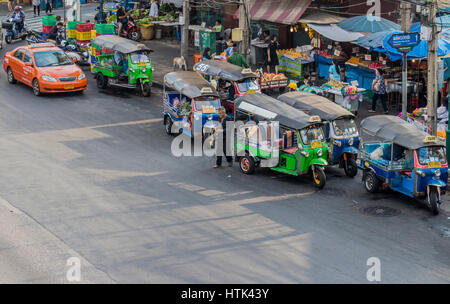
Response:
[277, 49, 310, 60]
[260, 73, 289, 90]
[261, 73, 288, 82]
[325, 80, 345, 89]
[317, 50, 332, 58]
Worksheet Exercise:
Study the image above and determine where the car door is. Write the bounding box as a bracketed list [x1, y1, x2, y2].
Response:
[11, 48, 25, 83]
[22, 51, 34, 86]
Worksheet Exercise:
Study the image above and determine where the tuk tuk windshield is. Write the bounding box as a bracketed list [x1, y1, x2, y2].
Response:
[130, 53, 149, 64]
[332, 118, 358, 137]
[299, 125, 325, 146]
[236, 78, 259, 93]
[193, 97, 221, 111]
[417, 146, 447, 166]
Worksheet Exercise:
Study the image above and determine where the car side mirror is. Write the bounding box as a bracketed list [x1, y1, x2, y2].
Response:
[25, 62, 32, 67]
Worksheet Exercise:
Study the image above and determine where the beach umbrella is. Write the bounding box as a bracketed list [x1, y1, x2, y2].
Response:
[338, 15, 401, 33]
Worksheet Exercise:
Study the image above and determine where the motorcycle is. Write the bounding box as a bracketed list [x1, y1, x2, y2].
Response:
[2, 17, 27, 44]
[115, 18, 141, 41]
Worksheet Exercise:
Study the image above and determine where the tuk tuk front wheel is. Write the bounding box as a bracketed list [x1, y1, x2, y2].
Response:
[344, 158, 358, 178]
[364, 171, 379, 193]
[96, 73, 108, 89]
[428, 187, 440, 215]
[140, 81, 151, 97]
[313, 167, 326, 189]
[240, 156, 255, 175]
[129, 31, 141, 41]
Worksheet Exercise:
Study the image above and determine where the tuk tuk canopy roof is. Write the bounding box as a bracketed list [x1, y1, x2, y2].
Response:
[92, 35, 152, 54]
[360, 115, 444, 150]
[194, 60, 257, 81]
[164, 71, 219, 99]
[234, 93, 319, 130]
[278, 91, 355, 121]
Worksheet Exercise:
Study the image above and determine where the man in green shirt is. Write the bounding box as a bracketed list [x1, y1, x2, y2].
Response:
[227, 47, 249, 68]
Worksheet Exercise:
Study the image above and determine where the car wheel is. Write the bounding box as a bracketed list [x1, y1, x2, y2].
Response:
[240, 155, 255, 175]
[313, 167, 326, 189]
[7, 68, 17, 84]
[96, 73, 107, 89]
[344, 158, 358, 178]
[32, 79, 41, 96]
[428, 187, 440, 215]
[364, 171, 379, 193]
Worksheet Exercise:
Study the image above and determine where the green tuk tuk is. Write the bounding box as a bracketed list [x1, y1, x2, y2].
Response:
[92, 35, 153, 97]
[234, 93, 329, 189]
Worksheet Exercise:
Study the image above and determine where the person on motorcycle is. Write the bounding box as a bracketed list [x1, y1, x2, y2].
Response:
[11, 6, 25, 38]
[116, 4, 128, 35]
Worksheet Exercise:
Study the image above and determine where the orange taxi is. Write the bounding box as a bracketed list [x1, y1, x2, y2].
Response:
[3, 43, 87, 96]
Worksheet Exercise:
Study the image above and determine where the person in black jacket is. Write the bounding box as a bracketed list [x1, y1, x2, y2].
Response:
[214, 107, 233, 168]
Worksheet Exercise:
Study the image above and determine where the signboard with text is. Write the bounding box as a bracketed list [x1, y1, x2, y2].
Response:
[387, 32, 420, 52]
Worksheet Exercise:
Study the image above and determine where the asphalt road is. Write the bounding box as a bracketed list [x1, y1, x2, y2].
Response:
[0, 41, 449, 283]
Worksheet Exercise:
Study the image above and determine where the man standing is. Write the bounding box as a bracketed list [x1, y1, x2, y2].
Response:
[214, 107, 233, 168]
[149, 0, 159, 18]
[227, 47, 249, 68]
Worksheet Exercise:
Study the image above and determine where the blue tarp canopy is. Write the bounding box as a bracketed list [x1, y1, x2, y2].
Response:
[356, 30, 401, 50]
[338, 15, 401, 33]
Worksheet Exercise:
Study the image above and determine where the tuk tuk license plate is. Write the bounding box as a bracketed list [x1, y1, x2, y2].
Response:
[311, 141, 322, 149]
[247, 89, 256, 94]
[138, 62, 146, 67]
[64, 84, 74, 90]
[428, 161, 442, 168]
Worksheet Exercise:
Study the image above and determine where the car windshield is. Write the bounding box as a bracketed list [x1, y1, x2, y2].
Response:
[236, 78, 259, 93]
[34, 51, 73, 67]
[417, 146, 447, 165]
[300, 125, 325, 145]
[332, 118, 358, 137]
[193, 98, 221, 110]
[130, 53, 149, 64]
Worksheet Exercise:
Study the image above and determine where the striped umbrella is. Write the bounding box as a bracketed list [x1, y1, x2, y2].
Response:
[338, 15, 401, 33]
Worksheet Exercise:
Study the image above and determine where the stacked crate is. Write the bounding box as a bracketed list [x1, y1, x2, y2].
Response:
[90, 24, 115, 72]
[95, 23, 115, 36]
[42, 15, 56, 34]
[67, 21, 82, 45]
[76, 22, 94, 45]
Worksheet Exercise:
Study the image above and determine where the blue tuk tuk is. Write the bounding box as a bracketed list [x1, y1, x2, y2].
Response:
[163, 71, 221, 139]
[359, 115, 448, 215]
[278, 91, 359, 177]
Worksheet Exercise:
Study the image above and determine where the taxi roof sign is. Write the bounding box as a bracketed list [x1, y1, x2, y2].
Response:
[29, 43, 55, 48]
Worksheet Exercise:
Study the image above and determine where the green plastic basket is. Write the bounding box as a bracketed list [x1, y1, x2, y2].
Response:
[42, 15, 57, 26]
[95, 23, 115, 34]
[68, 21, 82, 31]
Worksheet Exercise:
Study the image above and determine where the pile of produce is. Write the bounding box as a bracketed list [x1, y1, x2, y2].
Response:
[137, 18, 152, 26]
[261, 73, 287, 82]
[277, 49, 310, 60]
[346, 57, 360, 65]
[317, 50, 332, 57]
[325, 80, 345, 89]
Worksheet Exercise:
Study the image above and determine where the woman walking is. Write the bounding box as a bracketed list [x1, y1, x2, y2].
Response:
[33, 0, 41, 17]
[267, 35, 279, 74]
[369, 68, 388, 114]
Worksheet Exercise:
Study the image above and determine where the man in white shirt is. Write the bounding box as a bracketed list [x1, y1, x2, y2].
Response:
[149, 0, 159, 17]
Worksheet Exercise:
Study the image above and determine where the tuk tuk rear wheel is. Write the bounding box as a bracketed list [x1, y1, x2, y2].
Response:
[240, 156, 255, 175]
[140, 81, 151, 97]
[313, 167, 326, 189]
[428, 188, 440, 215]
[364, 171, 379, 193]
[96, 73, 108, 89]
[164, 116, 173, 135]
[344, 158, 358, 178]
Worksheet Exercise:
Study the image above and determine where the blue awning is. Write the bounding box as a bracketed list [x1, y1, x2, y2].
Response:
[338, 15, 400, 33]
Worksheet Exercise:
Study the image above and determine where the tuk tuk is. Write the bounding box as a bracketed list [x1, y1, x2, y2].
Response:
[163, 71, 221, 139]
[278, 91, 359, 177]
[193, 60, 261, 114]
[234, 93, 329, 189]
[359, 115, 448, 215]
[92, 35, 153, 96]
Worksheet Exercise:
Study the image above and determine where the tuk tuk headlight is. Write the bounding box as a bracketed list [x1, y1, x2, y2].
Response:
[348, 138, 354, 146]
[317, 149, 323, 157]
[333, 140, 342, 147]
[129, 68, 135, 73]
[301, 151, 310, 157]
[42, 75, 57, 82]
[142, 68, 146, 73]
[78, 72, 86, 80]
[416, 170, 426, 177]
[434, 169, 441, 177]
[207, 114, 213, 120]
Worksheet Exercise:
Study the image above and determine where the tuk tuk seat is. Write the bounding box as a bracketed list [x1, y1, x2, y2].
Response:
[283, 148, 298, 155]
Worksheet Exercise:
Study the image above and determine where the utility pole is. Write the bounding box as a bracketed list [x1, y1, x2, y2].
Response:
[181, 0, 190, 65]
[426, 0, 438, 135]
[400, 2, 411, 121]
[238, 0, 250, 62]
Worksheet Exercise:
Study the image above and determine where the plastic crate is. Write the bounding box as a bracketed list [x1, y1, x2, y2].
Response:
[67, 21, 82, 31]
[76, 31, 92, 41]
[42, 24, 53, 34]
[95, 23, 115, 34]
[42, 15, 57, 27]
[76, 22, 94, 33]
[68, 30, 77, 39]
[90, 55, 98, 64]
[91, 30, 96, 37]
